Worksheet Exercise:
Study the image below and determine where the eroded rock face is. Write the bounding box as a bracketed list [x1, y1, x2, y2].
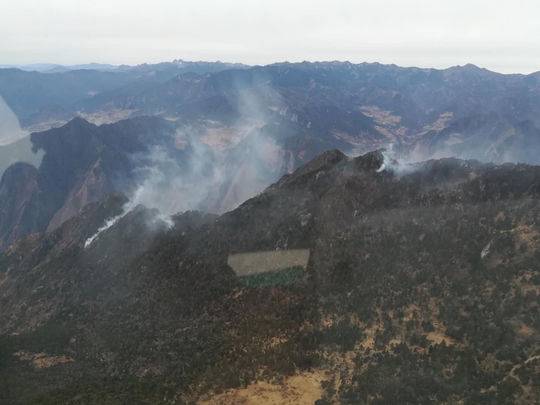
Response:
[46, 159, 113, 232]
[0, 116, 178, 250]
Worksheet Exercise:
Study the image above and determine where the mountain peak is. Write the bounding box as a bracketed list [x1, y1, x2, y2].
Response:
[0, 161, 38, 182]
[273, 149, 348, 189]
[65, 115, 95, 129]
[352, 149, 386, 172]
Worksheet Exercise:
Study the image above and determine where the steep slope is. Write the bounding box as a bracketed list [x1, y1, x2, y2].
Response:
[0, 116, 181, 250]
[0, 107, 374, 249]
[1, 150, 538, 404]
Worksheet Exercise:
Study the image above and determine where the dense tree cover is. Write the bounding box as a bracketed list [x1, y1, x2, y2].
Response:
[1, 151, 539, 403]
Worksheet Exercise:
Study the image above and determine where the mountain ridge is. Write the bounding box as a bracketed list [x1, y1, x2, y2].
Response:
[1, 148, 539, 403]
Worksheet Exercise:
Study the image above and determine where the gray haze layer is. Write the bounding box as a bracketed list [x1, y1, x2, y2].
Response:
[0, 96, 27, 145]
[0, 96, 43, 177]
[1, 0, 539, 74]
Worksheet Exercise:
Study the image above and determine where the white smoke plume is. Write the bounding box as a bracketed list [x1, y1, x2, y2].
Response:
[376, 143, 418, 176]
[129, 141, 224, 217]
[86, 77, 290, 244]
[127, 78, 288, 214]
[84, 211, 128, 248]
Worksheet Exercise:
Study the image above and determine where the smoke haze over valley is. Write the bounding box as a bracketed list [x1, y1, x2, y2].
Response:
[3, 59, 540, 237]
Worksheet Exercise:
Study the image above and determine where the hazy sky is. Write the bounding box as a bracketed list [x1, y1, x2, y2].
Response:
[1, 0, 539, 73]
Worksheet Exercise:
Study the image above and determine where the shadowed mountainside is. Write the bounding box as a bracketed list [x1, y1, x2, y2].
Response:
[0, 116, 186, 250]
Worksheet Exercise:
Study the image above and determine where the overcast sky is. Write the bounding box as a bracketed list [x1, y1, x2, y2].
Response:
[1, 0, 539, 73]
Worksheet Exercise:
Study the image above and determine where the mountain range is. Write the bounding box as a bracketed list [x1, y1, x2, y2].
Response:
[2, 61, 540, 251]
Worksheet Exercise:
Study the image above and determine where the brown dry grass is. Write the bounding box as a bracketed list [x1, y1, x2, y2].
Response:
[14, 351, 74, 369]
[198, 371, 327, 405]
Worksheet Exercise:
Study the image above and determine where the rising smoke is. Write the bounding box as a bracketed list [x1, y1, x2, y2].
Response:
[128, 78, 289, 214]
[376, 143, 418, 176]
[84, 210, 129, 248]
[85, 77, 291, 246]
